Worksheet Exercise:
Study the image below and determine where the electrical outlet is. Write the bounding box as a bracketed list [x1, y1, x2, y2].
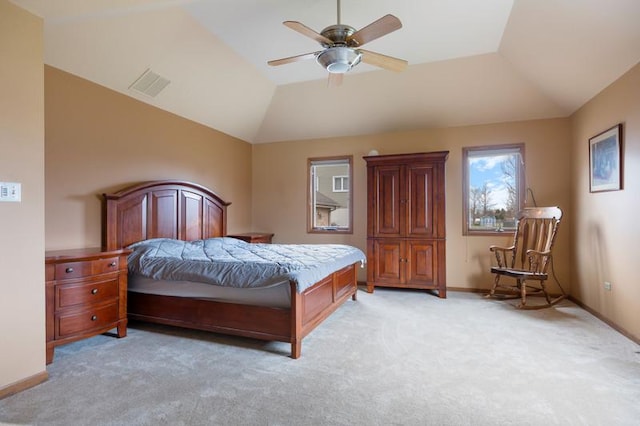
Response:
[604, 281, 612, 291]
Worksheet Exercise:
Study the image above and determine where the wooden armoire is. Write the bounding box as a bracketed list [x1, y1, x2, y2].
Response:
[364, 151, 449, 297]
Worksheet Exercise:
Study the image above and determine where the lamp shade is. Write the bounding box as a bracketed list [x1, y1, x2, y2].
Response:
[316, 46, 362, 74]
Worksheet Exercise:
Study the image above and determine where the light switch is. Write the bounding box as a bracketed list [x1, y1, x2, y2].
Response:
[0, 182, 21, 202]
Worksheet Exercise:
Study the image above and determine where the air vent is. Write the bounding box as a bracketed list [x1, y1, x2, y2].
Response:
[129, 68, 170, 98]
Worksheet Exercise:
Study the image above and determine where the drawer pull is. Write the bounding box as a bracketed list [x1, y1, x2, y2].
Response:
[91, 288, 98, 295]
[109, 262, 116, 267]
[91, 315, 97, 321]
[65, 267, 74, 273]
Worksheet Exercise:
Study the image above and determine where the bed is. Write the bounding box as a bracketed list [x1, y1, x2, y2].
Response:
[103, 180, 364, 358]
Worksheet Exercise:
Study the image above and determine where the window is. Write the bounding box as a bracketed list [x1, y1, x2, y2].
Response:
[308, 156, 353, 233]
[333, 176, 349, 192]
[463, 144, 525, 235]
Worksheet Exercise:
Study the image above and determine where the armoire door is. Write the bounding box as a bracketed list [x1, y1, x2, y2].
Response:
[370, 239, 404, 285]
[373, 165, 403, 237]
[405, 240, 437, 287]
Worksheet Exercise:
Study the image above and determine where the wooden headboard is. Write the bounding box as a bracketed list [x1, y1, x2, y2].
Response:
[103, 180, 231, 250]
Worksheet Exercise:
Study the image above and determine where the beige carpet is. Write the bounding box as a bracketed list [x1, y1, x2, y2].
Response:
[1, 289, 639, 425]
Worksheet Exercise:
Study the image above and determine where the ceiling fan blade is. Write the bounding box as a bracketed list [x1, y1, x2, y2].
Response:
[283, 21, 333, 45]
[328, 72, 343, 87]
[360, 49, 408, 72]
[348, 14, 402, 47]
[268, 51, 319, 67]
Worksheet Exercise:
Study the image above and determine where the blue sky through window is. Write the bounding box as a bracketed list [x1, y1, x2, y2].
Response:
[469, 154, 514, 210]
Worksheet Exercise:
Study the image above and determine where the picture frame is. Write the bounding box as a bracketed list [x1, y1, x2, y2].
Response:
[589, 123, 623, 192]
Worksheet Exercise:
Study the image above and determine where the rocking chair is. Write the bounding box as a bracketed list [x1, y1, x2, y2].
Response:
[486, 206, 566, 309]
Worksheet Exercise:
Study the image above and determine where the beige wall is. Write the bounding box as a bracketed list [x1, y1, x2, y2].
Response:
[4, 0, 638, 398]
[0, 1, 46, 390]
[570, 62, 640, 340]
[45, 66, 253, 250]
[252, 118, 573, 289]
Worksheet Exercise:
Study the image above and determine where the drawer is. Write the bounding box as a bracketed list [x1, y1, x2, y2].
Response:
[57, 303, 119, 338]
[54, 256, 119, 280]
[55, 260, 92, 280]
[57, 277, 119, 309]
[93, 257, 119, 274]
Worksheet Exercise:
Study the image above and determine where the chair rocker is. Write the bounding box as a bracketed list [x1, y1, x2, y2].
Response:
[486, 206, 566, 309]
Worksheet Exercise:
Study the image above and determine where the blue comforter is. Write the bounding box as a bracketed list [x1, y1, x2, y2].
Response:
[127, 237, 365, 293]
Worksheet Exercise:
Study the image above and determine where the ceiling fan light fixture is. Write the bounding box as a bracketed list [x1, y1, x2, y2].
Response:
[317, 46, 362, 74]
[269, 3, 406, 79]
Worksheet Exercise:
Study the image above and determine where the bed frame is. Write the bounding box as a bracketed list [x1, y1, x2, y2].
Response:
[103, 180, 359, 358]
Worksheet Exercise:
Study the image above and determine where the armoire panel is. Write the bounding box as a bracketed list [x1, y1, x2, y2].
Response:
[375, 166, 402, 236]
[407, 165, 434, 236]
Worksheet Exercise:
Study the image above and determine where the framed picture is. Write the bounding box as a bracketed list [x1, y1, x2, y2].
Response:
[589, 123, 623, 192]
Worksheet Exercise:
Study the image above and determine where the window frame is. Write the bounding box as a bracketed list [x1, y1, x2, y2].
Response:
[307, 155, 353, 234]
[462, 143, 526, 236]
[332, 175, 349, 192]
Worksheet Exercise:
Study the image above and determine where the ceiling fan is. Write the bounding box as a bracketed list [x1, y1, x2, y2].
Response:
[267, 0, 408, 85]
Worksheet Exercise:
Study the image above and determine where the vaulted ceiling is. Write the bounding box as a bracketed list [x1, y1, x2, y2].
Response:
[13, 0, 640, 143]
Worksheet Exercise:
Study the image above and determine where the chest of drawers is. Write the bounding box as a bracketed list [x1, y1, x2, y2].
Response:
[45, 248, 130, 364]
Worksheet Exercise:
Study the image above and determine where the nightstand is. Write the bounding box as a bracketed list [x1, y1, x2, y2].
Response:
[227, 232, 274, 244]
[45, 247, 131, 364]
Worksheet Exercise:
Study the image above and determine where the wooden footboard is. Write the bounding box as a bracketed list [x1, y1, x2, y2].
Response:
[292, 263, 358, 358]
[127, 262, 359, 358]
